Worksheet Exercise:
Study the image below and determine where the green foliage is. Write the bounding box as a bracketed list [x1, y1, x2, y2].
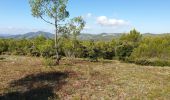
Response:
[130, 35, 170, 66]
[116, 29, 142, 60]
[43, 58, 56, 67]
[119, 29, 142, 47]
[0, 39, 8, 54]
[95, 40, 116, 59]
[68, 16, 85, 39]
[116, 43, 133, 61]
[85, 40, 100, 61]
[33, 36, 55, 57]
[29, 0, 69, 20]
[29, 0, 70, 65]
[1, 29, 170, 66]
[131, 58, 170, 67]
[61, 39, 75, 57]
[59, 16, 85, 59]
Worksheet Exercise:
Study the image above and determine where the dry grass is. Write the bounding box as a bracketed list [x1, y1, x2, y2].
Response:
[0, 55, 170, 100]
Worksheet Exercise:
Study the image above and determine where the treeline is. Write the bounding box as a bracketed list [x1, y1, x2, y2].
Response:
[0, 29, 170, 66]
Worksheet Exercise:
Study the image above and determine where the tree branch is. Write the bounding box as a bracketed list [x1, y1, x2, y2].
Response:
[43, 3, 56, 18]
[40, 16, 55, 25]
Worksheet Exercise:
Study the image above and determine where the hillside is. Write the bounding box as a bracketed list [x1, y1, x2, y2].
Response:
[0, 32, 121, 41]
[1, 31, 170, 41]
[0, 31, 54, 39]
[0, 31, 170, 41]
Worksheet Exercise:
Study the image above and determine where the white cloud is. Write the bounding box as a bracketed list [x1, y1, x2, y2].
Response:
[83, 13, 93, 19]
[87, 13, 92, 18]
[97, 16, 128, 27]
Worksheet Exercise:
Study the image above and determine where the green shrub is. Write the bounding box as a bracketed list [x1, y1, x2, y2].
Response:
[133, 59, 152, 66]
[130, 35, 170, 66]
[116, 43, 134, 61]
[102, 51, 115, 60]
[43, 58, 56, 66]
[150, 60, 170, 67]
[130, 58, 170, 67]
[88, 48, 100, 62]
[0, 57, 5, 60]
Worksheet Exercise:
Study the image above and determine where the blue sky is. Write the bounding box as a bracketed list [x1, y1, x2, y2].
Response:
[0, 0, 170, 34]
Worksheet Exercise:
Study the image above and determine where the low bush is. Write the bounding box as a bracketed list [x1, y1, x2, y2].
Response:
[43, 58, 56, 67]
[130, 58, 170, 67]
[116, 43, 134, 61]
[131, 59, 152, 66]
[150, 59, 170, 67]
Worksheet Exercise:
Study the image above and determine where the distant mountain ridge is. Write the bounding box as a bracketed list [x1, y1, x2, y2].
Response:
[79, 33, 122, 41]
[0, 31, 54, 39]
[0, 31, 170, 41]
[0, 31, 122, 41]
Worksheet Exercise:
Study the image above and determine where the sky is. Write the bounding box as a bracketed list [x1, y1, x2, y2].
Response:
[0, 0, 170, 34]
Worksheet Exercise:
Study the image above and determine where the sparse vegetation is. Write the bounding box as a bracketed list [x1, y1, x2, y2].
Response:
[0, 55, 170, 99]
[43, 57, 56, 67]
[0, 1, 170, 99]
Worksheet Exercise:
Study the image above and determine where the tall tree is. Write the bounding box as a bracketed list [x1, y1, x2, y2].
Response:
[58, 16, 85, 58]
[29, 0, 69, 65]
[69, 16, 85, 57]
[68, 16, 85, 40]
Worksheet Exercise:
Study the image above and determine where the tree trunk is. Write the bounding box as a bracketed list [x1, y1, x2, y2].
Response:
[55, 19, 60, 65]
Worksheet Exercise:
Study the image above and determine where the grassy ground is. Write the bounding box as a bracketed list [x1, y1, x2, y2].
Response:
[0, 55, 170, 100]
